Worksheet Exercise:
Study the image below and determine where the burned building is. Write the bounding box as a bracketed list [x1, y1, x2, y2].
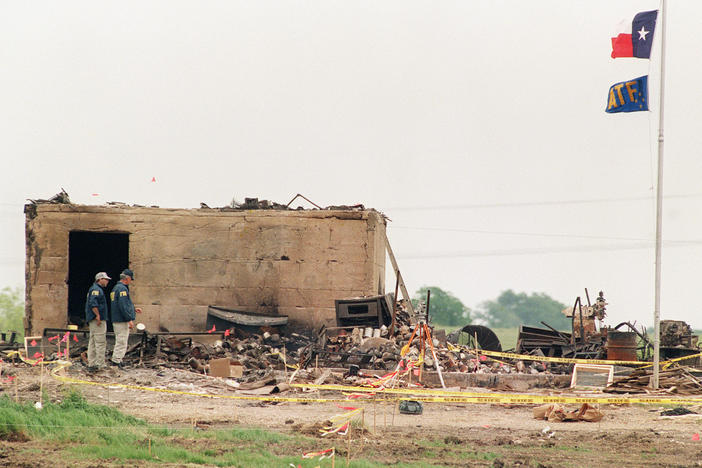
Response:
[24, 200, 386, 335]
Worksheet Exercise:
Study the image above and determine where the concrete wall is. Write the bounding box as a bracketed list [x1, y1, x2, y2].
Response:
[24, 204, 386, 335]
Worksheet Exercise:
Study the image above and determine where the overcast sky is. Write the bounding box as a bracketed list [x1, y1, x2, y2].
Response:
[2, 1, 702, 329]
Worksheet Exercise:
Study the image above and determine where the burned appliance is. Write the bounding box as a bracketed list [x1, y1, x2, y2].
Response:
[335, 293, 394, 328]
[659, 320, 700, 365]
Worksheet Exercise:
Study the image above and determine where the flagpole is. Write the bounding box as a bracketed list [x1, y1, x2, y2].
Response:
[652, 0, 667, 390]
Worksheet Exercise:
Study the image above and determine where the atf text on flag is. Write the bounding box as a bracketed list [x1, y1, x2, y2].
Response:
[605, 76, 648, 113]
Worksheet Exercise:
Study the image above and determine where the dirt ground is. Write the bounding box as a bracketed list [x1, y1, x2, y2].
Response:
[3, 362, 702, 467]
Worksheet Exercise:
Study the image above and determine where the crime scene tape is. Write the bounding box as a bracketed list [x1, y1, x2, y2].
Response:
[291, 383, 702, 405]
[48, 370, 702, 406]
[38, 359, 702, 407]
[464, 348, 648, 366]
[644, 352, 702, 368]
[454, 346, 702, 367]
[55, 371, 702, 405]
[51, 371, 353, 403]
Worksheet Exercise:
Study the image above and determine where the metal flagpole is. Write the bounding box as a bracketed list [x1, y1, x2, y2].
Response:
[652, 0, 667, 390]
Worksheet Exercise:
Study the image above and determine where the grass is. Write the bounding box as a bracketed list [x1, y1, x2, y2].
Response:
[0, 389, 144, 441]
[0, 390, 466, 467]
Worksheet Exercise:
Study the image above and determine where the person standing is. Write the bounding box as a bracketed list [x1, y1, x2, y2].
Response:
[85, 272, 111, 371]
[109, 268, 142, 368]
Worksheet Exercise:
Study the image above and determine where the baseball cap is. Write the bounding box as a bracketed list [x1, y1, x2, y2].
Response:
[95, 272, 111, 281]
[121, 268, 135, 279]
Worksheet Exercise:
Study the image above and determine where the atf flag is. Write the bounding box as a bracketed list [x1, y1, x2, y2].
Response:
[605, 76, 648, 113]
[611, 10, 658, 59]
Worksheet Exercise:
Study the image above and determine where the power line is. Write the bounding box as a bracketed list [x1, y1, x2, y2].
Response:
[389, 225, 654, 242]
[385, 192, 702, 211]
[396, 240, 702, 260]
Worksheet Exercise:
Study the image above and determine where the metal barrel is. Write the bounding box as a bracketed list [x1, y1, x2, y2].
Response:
[606, 330, 638, 361]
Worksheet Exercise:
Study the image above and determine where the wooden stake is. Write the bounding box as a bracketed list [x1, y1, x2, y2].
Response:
[14, 378, 18, 403]
[332, 448, 335, 468]
[39, 360, 44, 402]
[282, 347, 288, 381]
[360, 409, 365, 453]
[346, 422, 351, 467]
[391, 400, 396, 426]
[148, 438, 152, 457]
[373, 401, 376, 434]
[419, 326, 425, 383]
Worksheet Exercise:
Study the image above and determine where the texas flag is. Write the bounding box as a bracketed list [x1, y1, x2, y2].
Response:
[611, 10, 658, 59]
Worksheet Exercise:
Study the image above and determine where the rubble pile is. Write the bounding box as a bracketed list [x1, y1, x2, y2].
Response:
[298, 322, 551, 375]
[605, 365, 702, 395]
[65, 328, 316, 382]
[61, 321, 554, 380]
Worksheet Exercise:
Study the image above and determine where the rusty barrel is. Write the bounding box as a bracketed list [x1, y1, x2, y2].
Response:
[606, 330, 638, 361]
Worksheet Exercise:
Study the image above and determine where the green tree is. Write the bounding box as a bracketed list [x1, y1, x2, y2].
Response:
[474, 289, 570, 330]
[412, 286, 471, 327]
[0, 287, 24, 339]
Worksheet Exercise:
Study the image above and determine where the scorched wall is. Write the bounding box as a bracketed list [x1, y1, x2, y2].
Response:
[24, 204, 386, 335]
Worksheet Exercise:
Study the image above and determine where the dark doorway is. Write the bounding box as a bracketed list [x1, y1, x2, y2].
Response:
[67, 232, 129, 326]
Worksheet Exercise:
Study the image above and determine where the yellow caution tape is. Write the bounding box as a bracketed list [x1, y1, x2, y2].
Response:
[49, 369, 702, 406]
[290, 383, 702, 405]
[643, 352, 702, 369]
[269, 351, 300, 370]
[43, 359, 702, 407]
[399, 395, 702, 405]
[466, 348, 649, 366]
[53, 373, 353, 403]
[461, 346, 702, 368]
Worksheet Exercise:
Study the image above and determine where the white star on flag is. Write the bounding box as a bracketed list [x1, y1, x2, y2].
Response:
[638, 26, 650, 41]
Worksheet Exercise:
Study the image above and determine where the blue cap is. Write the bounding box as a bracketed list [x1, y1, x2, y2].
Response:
[121, 269, 134, 279]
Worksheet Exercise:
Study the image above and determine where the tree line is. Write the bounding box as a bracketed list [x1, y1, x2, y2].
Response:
[413, 286, 571, 330]
[0, 287, 24, 339]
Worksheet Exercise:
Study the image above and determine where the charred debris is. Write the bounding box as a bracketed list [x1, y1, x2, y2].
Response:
[18, 289, 699, 394]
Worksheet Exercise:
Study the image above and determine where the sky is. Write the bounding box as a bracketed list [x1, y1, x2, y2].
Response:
[2, 1, 702, 330]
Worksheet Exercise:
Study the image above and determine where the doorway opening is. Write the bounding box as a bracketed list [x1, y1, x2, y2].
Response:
[67, 232, 129, 326]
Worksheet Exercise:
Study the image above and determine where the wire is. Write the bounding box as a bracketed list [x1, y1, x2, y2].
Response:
[389, 225, 655, 242]
[396, 240, 702, 260]
[385, 193, 702, 211]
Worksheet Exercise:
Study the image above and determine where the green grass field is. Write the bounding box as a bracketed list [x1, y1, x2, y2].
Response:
[0, 390, 447, 467]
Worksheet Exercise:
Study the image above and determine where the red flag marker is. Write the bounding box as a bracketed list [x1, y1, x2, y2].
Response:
[48, 335, 59, 342]
[61, 332, 69, 343]
[336, 405, 358, 411]
[207, 325, 216, 333]
[30, 340, 37, 346]
[6, 376, 15, 382]
[224, 329, 230, 337]
[694, 433, 700, 441]
[151, 177, 156, 182]
[33, 352, 43, 359]
[73, 333, 78, 342]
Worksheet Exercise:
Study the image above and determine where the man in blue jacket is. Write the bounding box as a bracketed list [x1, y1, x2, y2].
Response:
[84, 271, 111, 371]
[109, 268, 142, 368]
